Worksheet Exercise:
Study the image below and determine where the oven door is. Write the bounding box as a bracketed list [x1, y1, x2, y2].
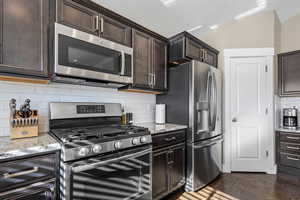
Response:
[63, 146, 152, 200]
[55, 23, 133, 84]
[0, 179, 56, 200]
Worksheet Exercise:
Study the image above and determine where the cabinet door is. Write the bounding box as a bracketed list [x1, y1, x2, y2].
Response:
[205, 49, 218, 67]
[169, 144, 185, 190]
[152, 150, 169, 200]
[132, 29, 152, 88]
[100, 15, 132, 47]
[185, 38, 202, 61]
[58, 0, 99, 35]
[153, 39, 167, 90]
[279, 51, 300, 96]
[0, 0, 49, 77]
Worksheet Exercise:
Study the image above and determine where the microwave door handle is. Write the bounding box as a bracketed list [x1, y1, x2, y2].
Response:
[72, 148, 151, 172]
[120, 51, 125, 76]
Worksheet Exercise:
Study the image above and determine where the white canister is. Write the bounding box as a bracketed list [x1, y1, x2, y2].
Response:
[155, 104, 166, 124]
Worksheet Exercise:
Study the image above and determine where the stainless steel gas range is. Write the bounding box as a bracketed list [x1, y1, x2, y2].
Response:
[49, 102, 152, 200]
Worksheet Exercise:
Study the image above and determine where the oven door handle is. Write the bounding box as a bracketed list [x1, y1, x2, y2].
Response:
[72, 148, 151, 172]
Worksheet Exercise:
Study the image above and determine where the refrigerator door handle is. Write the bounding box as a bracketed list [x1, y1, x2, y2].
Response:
[211, 72, 218, 131]
[207, 72, 213, 131]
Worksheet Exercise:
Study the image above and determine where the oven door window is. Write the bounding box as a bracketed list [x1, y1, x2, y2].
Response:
[58, 35, 122, 75]
[71, 150, 151, 200]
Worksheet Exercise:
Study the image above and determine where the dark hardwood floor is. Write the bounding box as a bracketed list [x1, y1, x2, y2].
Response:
[165, 173, 300, 200]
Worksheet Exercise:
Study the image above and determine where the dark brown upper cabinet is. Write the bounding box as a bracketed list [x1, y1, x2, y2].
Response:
[169, 31, 219, 67]
[57, 0, 132, 47]
[279, 50, 300, 97]
[0, 0, 50, 77]
[57, 0, 99, 35]
[186, 37, 203, 61]
[132, 29, 167, 91]
[152, 39, 167, 90]
[100, 15, 132, 47]
[132, 29, 152, 89]
[278, 50, 300, 96]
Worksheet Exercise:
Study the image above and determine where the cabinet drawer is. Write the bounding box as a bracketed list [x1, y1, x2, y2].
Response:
[280, 142, 300, 154]
[279, 132, 300, 143]
[0, 154, 56, 192]
[279, 152, 300, 169]
[152, 130, 186, 149]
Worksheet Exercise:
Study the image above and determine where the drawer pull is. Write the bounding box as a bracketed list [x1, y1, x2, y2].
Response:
[286, 136, 300, 140]
[2, 167, 39, 179]
[164, 137, 176, 142]
[287, 156, 300, 161]
[287, 146, 300, 150]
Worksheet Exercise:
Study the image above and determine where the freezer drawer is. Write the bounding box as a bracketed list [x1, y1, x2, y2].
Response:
[186, 136, 223, 191]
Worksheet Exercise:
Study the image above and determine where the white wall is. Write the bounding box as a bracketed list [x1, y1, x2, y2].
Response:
[281, 12, 300, 53]
[0, 81, 156, 137]
[198, 10, 278, 72]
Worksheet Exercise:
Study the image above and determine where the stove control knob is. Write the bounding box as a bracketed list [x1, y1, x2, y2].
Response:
[132, 138, 139, 145]
[140, 136, 148, 143]
[78, 147, 89, 157]
[92, 144, 102, 153]
[114, 141, 122, 150]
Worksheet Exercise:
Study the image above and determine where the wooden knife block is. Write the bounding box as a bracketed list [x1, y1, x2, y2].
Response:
[10, 110, 39, 139]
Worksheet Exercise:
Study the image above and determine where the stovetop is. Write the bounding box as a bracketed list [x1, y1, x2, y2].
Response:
[51, 124, 148, 144]
[49, 102, 152, 162]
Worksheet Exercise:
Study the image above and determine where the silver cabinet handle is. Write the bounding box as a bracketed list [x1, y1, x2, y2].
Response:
[232, 118, 237, 122]
[100, 17, 104, 33]
[287, 156, 299, 161]
[94, 15, 99, 32]
[286, 146, 300, 150]
[164, 137, 176, 142]
[287, 136, 300, 140]
[154, 74, 156, 87]
[3, 167, 39, 179]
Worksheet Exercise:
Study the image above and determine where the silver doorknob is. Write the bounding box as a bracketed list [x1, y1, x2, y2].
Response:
[232, 118, 237, 122]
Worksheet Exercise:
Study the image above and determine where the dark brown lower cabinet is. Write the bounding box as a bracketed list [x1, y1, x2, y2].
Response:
[152, 143, 186, 200]
[276, 131, 300, 176]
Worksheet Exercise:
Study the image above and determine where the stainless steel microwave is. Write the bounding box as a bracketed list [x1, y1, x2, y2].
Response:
[54, 23, 133, 85]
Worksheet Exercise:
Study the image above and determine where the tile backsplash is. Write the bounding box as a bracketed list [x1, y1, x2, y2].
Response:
[0, 81, 156, 137]
[277, 96, 300, 128]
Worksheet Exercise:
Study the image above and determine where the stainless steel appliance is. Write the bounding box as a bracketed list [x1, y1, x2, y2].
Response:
[283, 107, 298, 128]
[49, 102, 152, 200]
[157, 60, 223, 191]
[53, 23, 133, 87]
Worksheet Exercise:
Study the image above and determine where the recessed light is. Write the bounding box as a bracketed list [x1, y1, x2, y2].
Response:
[234, 0, 267, 20]
[161, 0, 176, 7]
[187, 25, 203, 33]
[210, 25, 219, 30]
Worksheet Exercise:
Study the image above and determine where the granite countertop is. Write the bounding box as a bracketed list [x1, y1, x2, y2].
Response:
[135, 122, 187, 135]
[275, 127, 300, 134]
[0, 132, 60, 160]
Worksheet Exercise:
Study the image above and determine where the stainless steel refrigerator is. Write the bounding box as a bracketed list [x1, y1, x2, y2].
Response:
[157, 60, 223, 191]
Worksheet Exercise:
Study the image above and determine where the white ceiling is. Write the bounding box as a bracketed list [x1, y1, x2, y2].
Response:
[92, 0, 300, 37]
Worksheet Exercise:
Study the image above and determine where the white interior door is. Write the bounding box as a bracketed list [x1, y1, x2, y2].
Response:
[230, 57, 269, 172]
